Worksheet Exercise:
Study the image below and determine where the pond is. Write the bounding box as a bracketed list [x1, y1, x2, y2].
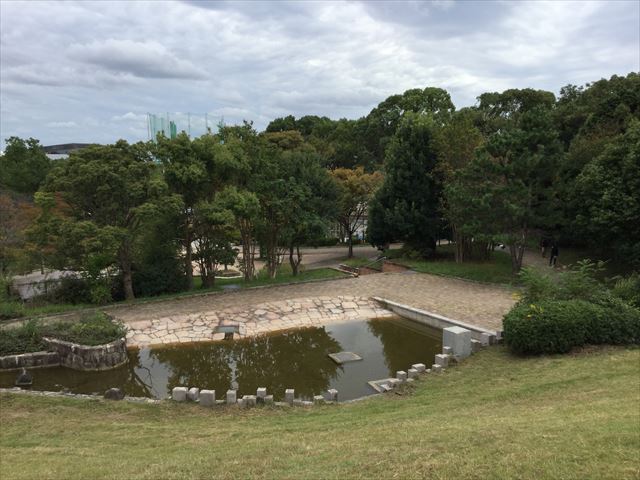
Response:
[0, 316, 442, 402]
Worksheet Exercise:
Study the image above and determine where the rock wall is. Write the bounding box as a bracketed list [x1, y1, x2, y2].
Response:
[43, 337, 128, 371]
[0, 351, 60, 370]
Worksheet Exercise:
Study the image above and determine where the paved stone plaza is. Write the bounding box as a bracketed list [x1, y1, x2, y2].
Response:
[110, 272, 516, 347]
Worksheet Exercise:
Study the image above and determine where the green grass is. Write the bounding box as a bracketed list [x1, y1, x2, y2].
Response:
[1, 346, 638, 479]
[3, 268, 348, 322]
[387, 245, 518, 285]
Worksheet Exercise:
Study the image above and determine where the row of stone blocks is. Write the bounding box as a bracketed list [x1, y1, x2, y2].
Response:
[171, 386, 339, 407]
[387, 326, 492, 391]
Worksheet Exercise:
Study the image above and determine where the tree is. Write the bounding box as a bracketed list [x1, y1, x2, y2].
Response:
[0, 192, 37, 275]
[331, 167, 383, 258]
[0, 137, 52, 194]
[368, 112, 443, 255]
[449, 103, 562, 273]
[154, 131, 249, 289]
[436, 109, 484, 262]
[39, 141, 161, 301]
[571, 120, 640, 268]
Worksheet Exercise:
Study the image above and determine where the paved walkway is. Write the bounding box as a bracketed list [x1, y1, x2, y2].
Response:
[110, 272, 516, 346]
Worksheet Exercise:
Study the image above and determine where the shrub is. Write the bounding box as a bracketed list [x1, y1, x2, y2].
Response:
[0, 302, 25, 320]
[44, 276, 92, 305]
[0, 312, 127, 355]
[611, 273, 640, 308]
[503, 299, 640, 355]
[43, 312, 127, 346]
[0, 319, 48, 356]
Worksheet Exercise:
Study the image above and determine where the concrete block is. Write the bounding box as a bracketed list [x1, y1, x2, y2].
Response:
[285, 388, 295, 406]
[264, 395, 274, 405]
[471, 339, 482, 353]
[172, 386, 188, 402]
[256, 387, 267, 403]
[411, 363, 426, 373]
[199, 389, 216, 407]
[243, 395, 257, 407]
[313, 395, 325, 405]
[426, 369, 432, 374]
[396, 370, 407, 382]
[326, 389, 338, 402]
[480, 332, 492, 346]
[432, 364, 442, 373]
[293, 399, 304, 407]
[435, 354, 449, 367]
[408, 368, 419, 379]
[187, 387, 200, 401]
[226, 389, 237, 405]
[442, 346, 453, 355]
[443, 326, 472, 359]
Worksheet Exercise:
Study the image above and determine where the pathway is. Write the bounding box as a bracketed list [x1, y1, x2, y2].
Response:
[110, 272, 516, 347]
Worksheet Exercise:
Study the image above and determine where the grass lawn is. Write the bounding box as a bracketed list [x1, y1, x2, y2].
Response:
[3, 267, 348, 322]
[387, 245, 518, 285]
[1, 346, 638, 479]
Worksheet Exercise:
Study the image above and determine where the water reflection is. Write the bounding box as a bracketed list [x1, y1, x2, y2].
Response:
[0, 317, 441, 401]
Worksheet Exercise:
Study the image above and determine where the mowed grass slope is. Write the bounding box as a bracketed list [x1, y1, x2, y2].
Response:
[1, 346, 638, 479]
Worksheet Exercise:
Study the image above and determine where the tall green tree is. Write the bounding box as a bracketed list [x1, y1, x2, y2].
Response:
[331, 167, 383, 258]
[368, 112, 443, 255]
[571, 119, 640, 268]
[0, 137, 52, 194]
[38, 141, 163, 300]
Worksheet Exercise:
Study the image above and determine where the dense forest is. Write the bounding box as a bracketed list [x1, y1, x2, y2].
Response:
[1, 72, 638, 304]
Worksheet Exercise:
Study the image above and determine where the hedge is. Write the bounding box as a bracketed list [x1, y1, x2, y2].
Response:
[503, 299, 640, 355]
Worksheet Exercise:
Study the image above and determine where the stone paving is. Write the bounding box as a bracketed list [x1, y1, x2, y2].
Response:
[125, 296, 392, 347]
[110, 272, 516, 347]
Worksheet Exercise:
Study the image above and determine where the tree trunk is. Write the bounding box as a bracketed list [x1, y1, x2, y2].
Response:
[347, 234, 354, 258]
[185, 224, 194, 290]
[289, 245, 298, 276]
[120, 251, 135, 301]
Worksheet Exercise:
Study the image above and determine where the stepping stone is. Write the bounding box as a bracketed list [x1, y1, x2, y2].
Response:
[328, 351, 363, 364]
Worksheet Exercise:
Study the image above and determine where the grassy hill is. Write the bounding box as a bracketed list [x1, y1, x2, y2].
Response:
[1, 345, 638, 479]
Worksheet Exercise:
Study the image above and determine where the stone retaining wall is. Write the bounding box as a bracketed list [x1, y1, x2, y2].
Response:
[43, 337, 128, 371]
[372, 297, 499, 342]
[0, 351, 60, 370]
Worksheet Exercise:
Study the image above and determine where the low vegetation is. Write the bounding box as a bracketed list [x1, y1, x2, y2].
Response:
[504, 262, 640, 354]
[1, 346, 638, 479]
[0, 312, 126, 356]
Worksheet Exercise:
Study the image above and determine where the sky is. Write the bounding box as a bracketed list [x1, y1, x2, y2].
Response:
[1, 0, 638, 146]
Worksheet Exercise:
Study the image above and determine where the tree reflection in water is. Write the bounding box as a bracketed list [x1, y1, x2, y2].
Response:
[147, 326, 342, 400]
[366, 318, 442, 376]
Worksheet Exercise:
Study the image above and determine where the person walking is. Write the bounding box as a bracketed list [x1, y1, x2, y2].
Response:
[549, 243, 559, 267]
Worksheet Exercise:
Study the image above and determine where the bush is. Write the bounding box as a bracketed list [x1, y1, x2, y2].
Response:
[0, 302, 25, 320]
[611, 273, 640, 308]
[0, 312, 127, 355]
[504, 299, 640, 355]
[44, 276, 92, 305]
[0, 319, 48, 355]
[43, 312, 127, 346]
[304, 237, 339, 247]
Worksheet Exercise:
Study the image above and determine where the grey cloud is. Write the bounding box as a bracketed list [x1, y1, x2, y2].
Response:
[69, 39, 208, 80]
[0, 0, 638, 146]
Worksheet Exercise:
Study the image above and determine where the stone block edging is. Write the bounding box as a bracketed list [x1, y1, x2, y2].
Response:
[43, 337, 128, 371]
[371, 297, 500, 342]
[0, 351, 60, 371]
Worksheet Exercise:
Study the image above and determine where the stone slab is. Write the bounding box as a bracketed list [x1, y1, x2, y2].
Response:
[328, 351, 363, 364]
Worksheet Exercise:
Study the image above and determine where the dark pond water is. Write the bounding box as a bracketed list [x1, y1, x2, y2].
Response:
[0, 316, 441, 402]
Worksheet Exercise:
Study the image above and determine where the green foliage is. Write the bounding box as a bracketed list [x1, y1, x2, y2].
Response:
[0, 137, 52, 193]
[43, 276, 92, 305]
[503, 299, 640, 355]
[368, 113, 443, 255]
[0, 319, 47, 355]
[0, 313, 127, 355]
[611, 273, 640, 308]
[570, 120, 640, 268]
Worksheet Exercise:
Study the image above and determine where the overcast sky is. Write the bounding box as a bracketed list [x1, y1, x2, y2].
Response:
[1, 0, 638, 146]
